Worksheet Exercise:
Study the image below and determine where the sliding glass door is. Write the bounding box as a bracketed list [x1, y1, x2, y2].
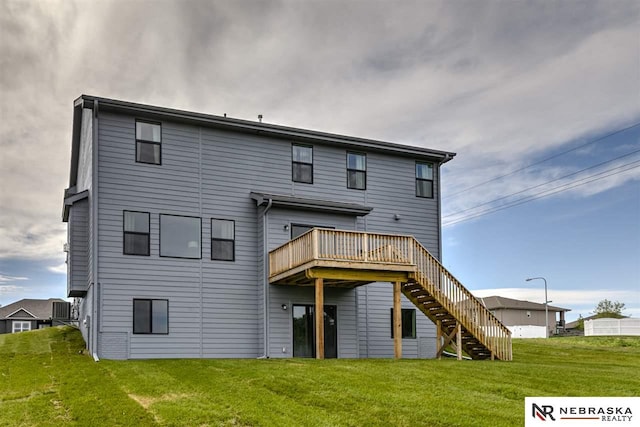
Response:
[292, 304, 337, 358]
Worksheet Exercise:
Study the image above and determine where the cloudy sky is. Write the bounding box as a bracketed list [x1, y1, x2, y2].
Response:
[1, 0, 638, 321]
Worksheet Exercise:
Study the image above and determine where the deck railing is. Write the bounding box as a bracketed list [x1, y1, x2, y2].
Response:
[269, 228, 512, 360]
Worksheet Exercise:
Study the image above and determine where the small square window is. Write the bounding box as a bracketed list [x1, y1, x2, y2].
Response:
[390, 308, 417, 338]
[133, 299, 168, 334]
[123, 211, 150, 256]
[136, 121, 161, 165]
[211, 219, 235, 261]
[416, 162, 434, 198]
[347, 152, 366, 190]
[292, 144, 313, 183]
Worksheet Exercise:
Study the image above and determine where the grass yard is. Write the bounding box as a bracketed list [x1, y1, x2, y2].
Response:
[1, 327, 639, 426]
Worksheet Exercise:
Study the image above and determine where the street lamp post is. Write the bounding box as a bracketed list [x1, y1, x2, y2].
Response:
[526, 277, 549, 338]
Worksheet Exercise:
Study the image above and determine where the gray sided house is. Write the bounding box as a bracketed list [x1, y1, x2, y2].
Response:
[481, 296, 570, 336]
[63, 95, 512, 361]
[0, 298, 70, 334]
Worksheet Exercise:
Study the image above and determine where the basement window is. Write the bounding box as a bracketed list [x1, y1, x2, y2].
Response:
[292, 144, 313, 183]
[136, 121, 162, 165]
[390, 308, 417, 339]
[133, 299, 168, 334]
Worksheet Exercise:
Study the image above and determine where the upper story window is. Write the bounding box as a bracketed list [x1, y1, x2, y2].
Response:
[416, 162, 434, 198]
[136, 121, 161, 165]
[133, 299, 168, 334]
[123, 211, 150, 256]
[390, 308, 416, 339]
[292, 144, 313, 183]
[211, 219, 235, 261]
[347, 152, 366, 190]
[160, 214, 201, 259]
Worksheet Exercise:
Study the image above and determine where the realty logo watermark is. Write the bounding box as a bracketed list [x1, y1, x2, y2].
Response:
[525, 397, 638, 426]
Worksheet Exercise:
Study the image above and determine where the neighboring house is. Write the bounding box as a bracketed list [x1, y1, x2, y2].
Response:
[480, 296, 570, 337]
[62, 95, 512, 361]
[0, 298, 69, 334]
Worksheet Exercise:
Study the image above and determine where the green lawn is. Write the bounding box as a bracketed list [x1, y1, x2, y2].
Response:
[1, 327, 638, 426]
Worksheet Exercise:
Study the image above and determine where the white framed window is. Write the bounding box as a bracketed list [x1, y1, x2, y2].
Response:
[12, 321, 31, 333]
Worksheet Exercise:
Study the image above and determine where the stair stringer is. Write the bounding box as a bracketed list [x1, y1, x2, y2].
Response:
[397, 239, 512, 361]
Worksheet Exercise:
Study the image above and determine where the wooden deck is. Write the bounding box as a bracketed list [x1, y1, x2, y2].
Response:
[268, 229, 513, 361]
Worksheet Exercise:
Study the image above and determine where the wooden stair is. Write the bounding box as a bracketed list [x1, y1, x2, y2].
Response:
[401, 241, 512, 360]
[269, 228, 512, 361]
[403, 284, 492, 359]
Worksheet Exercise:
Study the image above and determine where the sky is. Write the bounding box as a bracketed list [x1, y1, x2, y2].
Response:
[0, 0, 638, 322]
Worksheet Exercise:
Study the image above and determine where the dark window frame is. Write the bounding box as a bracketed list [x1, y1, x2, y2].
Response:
[346, 152, 367, 190]
[292, 144, 314, 184]
[135, 120, 162, 165]
[123, 210, 150, 256]
[290, 223, 335, 240]
[211, 218, 235, 261]
[390, 308, 417, 339]
[159, 213, 202, 259]
[133, 299, 169, 335]
[416, 161, 434, 199]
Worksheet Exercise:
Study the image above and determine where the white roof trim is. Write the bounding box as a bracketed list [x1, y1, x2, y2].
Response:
[6, 308, 37, 319]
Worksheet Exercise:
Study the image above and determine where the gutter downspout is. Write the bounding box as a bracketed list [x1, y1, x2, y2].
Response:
[437, 154, 452, 261]
[91, 100, 100, 362]
[259, 197, 273, 358]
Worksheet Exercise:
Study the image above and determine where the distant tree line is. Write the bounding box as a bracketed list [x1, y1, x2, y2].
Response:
[576, 299, 626, 330]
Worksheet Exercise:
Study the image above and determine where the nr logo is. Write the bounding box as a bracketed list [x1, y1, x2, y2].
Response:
[532, 403, 556, 421]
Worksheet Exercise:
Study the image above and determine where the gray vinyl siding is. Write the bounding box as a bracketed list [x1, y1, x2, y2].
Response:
[266, 208, 358, 358]
[70, 108, 95, 350]
[77, 108, 93, 192]
[78, 107, 94, 293]
[356, 283, 436, 358]
[78, 285, 93, 352]
[91, 110, 443, 359]
[68, 199, 89, 296]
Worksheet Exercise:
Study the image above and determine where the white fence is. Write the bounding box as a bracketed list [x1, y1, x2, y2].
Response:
[507, 325, 547, 338]
[584, 318, 640, 336]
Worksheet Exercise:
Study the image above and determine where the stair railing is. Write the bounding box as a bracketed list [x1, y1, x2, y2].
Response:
[269, 229, 512, 360]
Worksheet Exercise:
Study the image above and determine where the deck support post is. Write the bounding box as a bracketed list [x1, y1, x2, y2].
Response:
[393, 281, 402, 359]
[457, 323, 463, 361]
[436, 320, 442, 360]
[315, 277, 324, 360]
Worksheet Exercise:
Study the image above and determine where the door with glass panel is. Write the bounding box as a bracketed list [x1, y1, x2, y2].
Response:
[292, 304, 337, 358]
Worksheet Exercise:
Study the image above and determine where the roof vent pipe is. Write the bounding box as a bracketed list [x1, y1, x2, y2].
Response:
[258, 114, 263, 123]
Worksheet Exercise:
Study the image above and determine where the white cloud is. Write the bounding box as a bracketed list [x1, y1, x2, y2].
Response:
[0, 285, 24, 296]
[0, 273, 28, 282]
[0, 0, 638, 260]
[47, 263, 67, 274]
